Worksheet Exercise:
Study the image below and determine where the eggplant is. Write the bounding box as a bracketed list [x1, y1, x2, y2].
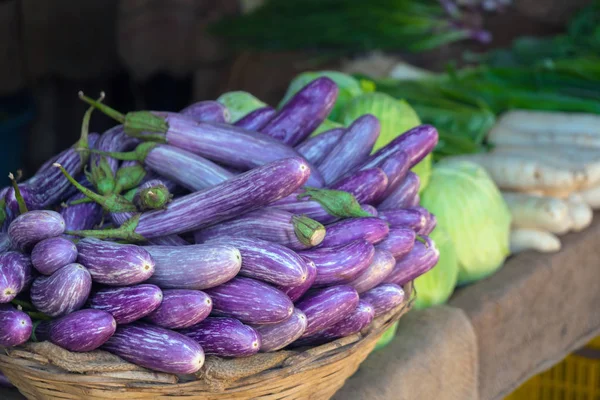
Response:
[180, 317, 261, 357]
[147, 235, 189, 246]
[384, 236, 440, 286]
[375, 228, 416, 260]
[300, 240, 375, 286]
[378, 172, 420, 209]
[8, 210, 65, 252]
[295, 128, 345, 166]
[410, 194, 421, 207]
[88, 284, 163, 324]
[145, 244, 240, 290]
[0, 304, 32, 347]
[194, 209, 325, 251]
[31, 237, 78, 276]
[378, 209, 427, 232]
[319, 115, 381, 184]
[102, 323, 205, 373]
[31, 263, 92, 317]
[296, 285, 359, 338]
[261, 77, 338, 146]
[145, 289, 212, 329]
[272, 200, 337, 224]
[378, 150, 410, 201]
[76, 238, 155, 286]
[253, 308, 307, 352]
[329, 168, 388, 205]
[205, 277, 293, 325]
[0, 232, 11, 253]
[360, 283, 405, 317]
[407, 206, 435, 235]
[60, 193, 103, 236]
[278, 257, 317, 303]
[132, 179, 172, 210]
[91, 125, 139, 175]
[361, 204, 378, 217]
[180, 100, 230, 123]
[422, 212, 437, 235]
[234, 107, 276, 131]
[348, 249, 396, 294]
[0, 252, 33, 303]
[319, 218, 389, 248]
[202, 237, 308, 287]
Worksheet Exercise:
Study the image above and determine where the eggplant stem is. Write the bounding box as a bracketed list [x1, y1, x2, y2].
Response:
[78, 91, 125, 124]
[8, 172, 28, 214]
[77, 93, 105, 152]
[88, 148, 140, 161]
[292, 215, 326, 247]
[66, 214, 146, 242]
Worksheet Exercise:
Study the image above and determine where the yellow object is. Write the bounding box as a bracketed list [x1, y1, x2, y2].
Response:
[505, 336, 600, 400]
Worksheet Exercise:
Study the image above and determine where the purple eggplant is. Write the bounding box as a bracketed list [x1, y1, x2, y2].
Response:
[378, 150, 410, 201]
[88, 284, 163, 324]
[31, 237, 78, 276]
[378, 171, 420, 209]
[145, 289, 212, 329]
[378, 209, 427, 232]
[319, 115, 381, 184]
[384, 236, 440, 286]
[35, 309, 116, 352]
[278, 257, 317, 303]
[61, 193, 103, 236]
[329, 168, 388, 205]
[360, 283, 405, 317]
[0, 252, 32, 303]
[422, 213, 437, 235]
[205, 277, 293, 325]
[296, 285, 359, 338]
[272, 200, 337, 224]
[8, 210, 65, 252]
[145, 244, 240, 290]
[202, 237, 308, 287]
[253, 308, 307, 352]
[0, 304, 32, 347]
[361, 204, 378, 217]
[180, 100, 230, 123]
[319, 218, 389, 248]
[180, 317, 260, 358]
[102, 323, 204, 373]
[132, 179, 173, 210]
[348, 249, 396, 294]
[0, 232, 11, 253]
[295, 128, 345, 166]
[375, 228, 416, 260]
[261, 77, 338, 146]
[147, 235, 189, 246]
[234, 107, 276, 131]
[300, 240, 375, 286]
[91, 125, 139, 174]
[407, 206, 434, 235]
[31, 263, 92, 317]
[76, 238, 155, 286]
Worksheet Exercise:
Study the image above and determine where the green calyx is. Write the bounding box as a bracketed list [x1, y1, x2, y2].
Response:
[8, 172, 28, 214]
[114, 164, 147, 194]
[297, 187, 371, 219]
[292, 215, 326, 247]
[66, 214, 146, 242]
[137, 185, 171, 210]
[86, 158, 116, 195]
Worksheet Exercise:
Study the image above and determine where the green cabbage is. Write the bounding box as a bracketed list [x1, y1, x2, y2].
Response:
[420, 160, 511, 285]
[413, 226, 458, 309]
[216, 91, 267, 123]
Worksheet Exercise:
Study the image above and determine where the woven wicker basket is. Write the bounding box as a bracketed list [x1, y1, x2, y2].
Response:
[0, 283, 412, 400]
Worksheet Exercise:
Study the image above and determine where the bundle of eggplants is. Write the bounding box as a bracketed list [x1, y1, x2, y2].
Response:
[0, 77, 440, 376]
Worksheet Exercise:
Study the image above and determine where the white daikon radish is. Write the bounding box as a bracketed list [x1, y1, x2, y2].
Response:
[566, 194, 593, 232]
[496, 110, 600, 136]
[578, 185, 600, 209]
[501, 192, 573, 234]
[510, 228, 561, 254]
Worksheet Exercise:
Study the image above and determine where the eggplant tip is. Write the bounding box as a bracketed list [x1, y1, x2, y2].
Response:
[52, 163, 62, 168]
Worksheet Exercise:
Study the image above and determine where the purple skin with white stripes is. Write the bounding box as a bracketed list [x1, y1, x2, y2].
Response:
[319, 218, 389, 248]
[61, 193, 103, 236]
[272, 200, 338, 224]
[30, 263, 92, 317]
[0, 251, 32, 303]
[234, 107, 277, 131]
[145, 289, 212, 329]
[180, 317, 261, 358]
[406, 206, 435, 235]
[300, 240, 375, 286]
[91, 125, 139, 174]
[205, 277, 294, 325]
[361, 204, 378, 217]
[329, 168, 388, 205]
[378, 171, 420, 209]
[31, 237, 78, 276]
[378, 209, 427, 233]
[384, 236, 440, 286]
[278, 257, 317, 303]
[0, 233, 11, 253]
[8, 210, 65, 252]
[422, 213, 437, 235]
[347, 249, 396, 294]
[360, 283, 405, 317]
[375, 228, 416, 260]
[180, 101, 230, 123]
[252, 308, 307, 352]
[0, 304, 32, 347]
[145, 244, 241, 290]
[36, 309, 116, 352]
[378, 150, 410, 201]
[296, 285, 359, 338]
[295, 128, 345, 166]
[87, 284, 163, 324]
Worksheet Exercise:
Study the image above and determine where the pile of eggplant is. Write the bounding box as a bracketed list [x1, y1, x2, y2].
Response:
[0, 78, 440, 376]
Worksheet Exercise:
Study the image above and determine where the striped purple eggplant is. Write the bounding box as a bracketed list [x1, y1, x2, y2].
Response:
[422, 213, 437, 235]
[194, 209, 324, 251]
[319, 218, 389, 248]
[378, 150, 410, 201]
[102, 323, 204, 373]
[295, 128, 345, 166]
[180, 317, 260, 358]
[0, 252, 32, 303]
[31, 263, 92, 317]
[35, 309, 116, 352]
[410, 194, 420, 207]
[31, 237, 78, 276]
[76, 238, 155, 286]
[348, 249, 396, 294]
[296, 285, 359, 338]
[272, 200, 337, 224]
[145, 244, 240, 290]
[132, 179, 172, 210]
[261, 77, 338, 146]
[61, 193, 103, 236]
[234, 107, 276, 131]
[300, 240, 375, 286]
[8, 210, 65, 252]
[91, 125, 139, 174]
[0, 304, 32, 347]
[384, 236, 440, 286]
[406, 207, 435, 235]
[361, 204, 378, 217]
[360, 283, 405, 317]
[253, 308, 307, 352]
[88, 284, 163, 324]
[378, 209, 427, 232]
[145, 289, 212, 329]
[147, 235, 189, 246]
[319, 115, 381, 184]
[378, 172, 420, 209]
[205, 277, 293, 325]
[180, 100, 230, 123]
[0, 233, 11, 253]
[329, 168, 388, 205]
[375, 228, 416, 260]
[278, 257, 317, 302]
[202, 237, 308, 287]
